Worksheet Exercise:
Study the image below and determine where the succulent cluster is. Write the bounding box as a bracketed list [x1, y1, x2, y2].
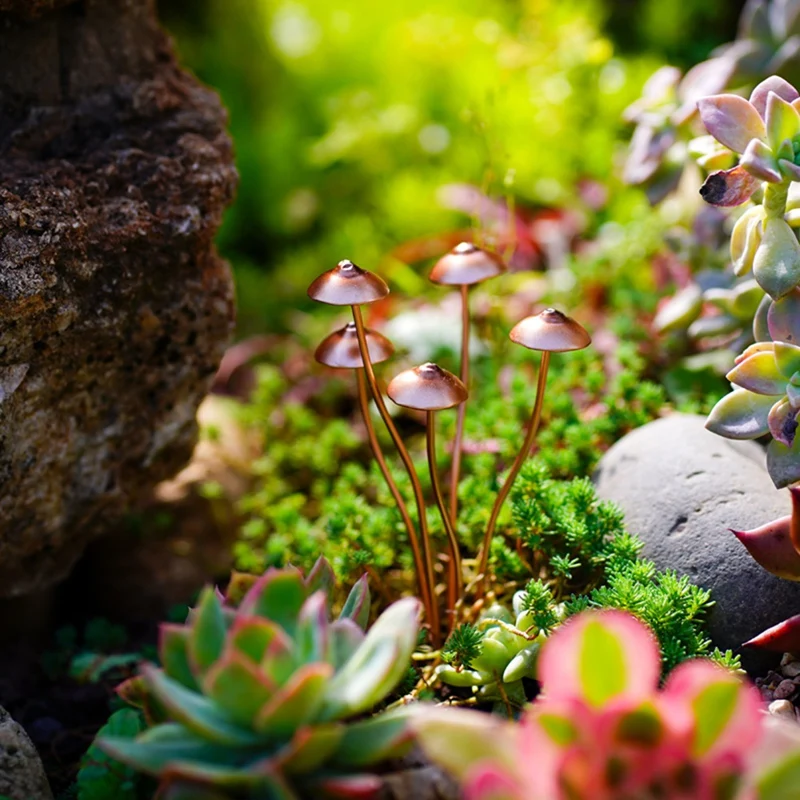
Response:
[624, 0, 800, 204]
[415, 609, 800, 800]
[98, 559, 421, 799]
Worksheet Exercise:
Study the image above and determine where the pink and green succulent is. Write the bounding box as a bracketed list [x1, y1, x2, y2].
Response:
[98, 559, 421, 799]
[415, 610, 800, 800]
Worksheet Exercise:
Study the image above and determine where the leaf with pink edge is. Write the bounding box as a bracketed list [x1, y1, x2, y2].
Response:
[334, 708, 414, 768]
[779, 159, 800, 181]
[664, 660, 761, 760]
[229, 617, 293, 665]
[238, 568, 307, 637]
[188, 588, 227, 676]
[203, 652, 276, 728]
[653, 285, 702, 333]
[304, 557, 336, 597]
[727, 350, 785, 393]
[254, 663, 332, 737]
[539, 610, 659, 708]
[329, 619, 366, 670]
[272, 723, 343, 774]
[464, 766, 522, 800]
[769, 397, 800, 446]
[339, 575, 371, 630]
[706, 389, 775, 439]
[756, 751, 800, 800]
[698, 95, 767, 153]
[754, 217, 800, 300]
[751, 77, 800, 118]
[262, 633, 298, 686]
[736, 341, 777, 364]
[744, 613, 800, 653]
[700, 166, 760, 207]
[769, 289, 800, 343]
[767, 92, 800, 151]
[731, 516, 800, 580]
[159, 624, 199, 691]
[296, 592, 330, 664]
[768, 435, 800, 488]
[741, 138, 782, 182]
[307, 774, 384, 799]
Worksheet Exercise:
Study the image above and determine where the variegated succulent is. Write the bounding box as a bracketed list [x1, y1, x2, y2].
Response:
[435, 600, 546, 714]
[98, 559, 421, 799]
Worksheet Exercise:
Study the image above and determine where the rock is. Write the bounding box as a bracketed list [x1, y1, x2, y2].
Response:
[0, 0, 237, 595]
[782, 656, 800, 678]
[775, 679, 798, 701]
[0, 706, 53, 800]
[594, 413, 800, 674]
[768, 699, 798, 722]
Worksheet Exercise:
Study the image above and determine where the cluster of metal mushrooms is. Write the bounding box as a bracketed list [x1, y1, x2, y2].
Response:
[307, 243, 591, 641]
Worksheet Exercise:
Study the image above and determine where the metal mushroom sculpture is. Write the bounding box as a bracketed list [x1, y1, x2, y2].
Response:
[388, 363, 468, 620]
[430, 243, 505, 524]
[477, 308, 591, 591]
[308, 260, 438, 632]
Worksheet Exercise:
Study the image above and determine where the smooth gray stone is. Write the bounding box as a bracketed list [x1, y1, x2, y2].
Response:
[0, 706, 52, 800]
[594, 413, 800, 674]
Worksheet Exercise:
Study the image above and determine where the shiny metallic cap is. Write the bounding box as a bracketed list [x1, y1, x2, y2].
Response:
[509, 308, 591, 352]
[429, 242, 505, 286]
[314, 323, 394, 369]
[307, 260, 389, 306]
[387, 362, 468, 411]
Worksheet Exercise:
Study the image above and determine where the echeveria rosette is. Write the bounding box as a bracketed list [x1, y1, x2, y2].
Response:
[98, 559, 421, 800]
[414, 610, 800, 800]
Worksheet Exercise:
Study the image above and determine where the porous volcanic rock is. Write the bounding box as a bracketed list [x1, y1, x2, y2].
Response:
[594, 413, 800, 673]
[0, 705, 53, 800]
[0, 0, 237, 595]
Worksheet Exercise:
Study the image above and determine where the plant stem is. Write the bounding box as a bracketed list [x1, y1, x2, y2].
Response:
[351, 305, 440, 638]
[356, 368, 433, 617]
[477, 351, 551, 595]
[448, 283, 471, 524]
[428, 410, 462, 624]
[764, 182, 790, 219]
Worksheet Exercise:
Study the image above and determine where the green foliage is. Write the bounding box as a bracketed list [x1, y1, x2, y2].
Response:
[77, 710, 145, 800]
[98, 560, 420, 799]
[441, 624, 485, 671]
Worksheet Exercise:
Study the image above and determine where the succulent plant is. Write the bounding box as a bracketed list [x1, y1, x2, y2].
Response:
[98, 559, 421, 799]
[435, 602, 545, 714]
[624, 0, 800, 204]
[415, 610, 800, 800]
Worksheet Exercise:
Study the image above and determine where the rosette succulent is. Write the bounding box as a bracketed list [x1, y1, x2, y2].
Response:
[415, 610, 800, 800]
[98, 559, 421, 799]
[435, 601, 545, 713]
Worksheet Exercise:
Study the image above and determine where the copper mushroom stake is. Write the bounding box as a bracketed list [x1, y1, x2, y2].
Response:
[388, 363, 468, 620]
[308, 260, 438, 633]
[477, 308, 591, 592]
[430, 243, 505, 524]
[314, 323, 432, 617]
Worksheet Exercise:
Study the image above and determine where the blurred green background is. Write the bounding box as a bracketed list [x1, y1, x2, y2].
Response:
[158, 0, 747, 335]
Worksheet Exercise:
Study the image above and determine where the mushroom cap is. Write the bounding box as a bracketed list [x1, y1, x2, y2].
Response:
[509, 308, 591, 352]
[387, 362, 468, 411]
[314, 323, 394, 369]
[429, 242, 505, 286]
[307, 260, 389, 306]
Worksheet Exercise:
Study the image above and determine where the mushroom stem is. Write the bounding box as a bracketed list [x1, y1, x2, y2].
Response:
[478, 351, 551, 594]
[356, 369, 433, 617]
[351, 305, 440, 637]
[428, 410, 462, 622]
[448, 283, 471, 525]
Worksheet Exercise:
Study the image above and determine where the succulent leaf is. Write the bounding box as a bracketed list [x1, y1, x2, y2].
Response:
[239, 568, 307, 637]
[339, 574, 371, 630]
[775, 341, 800, 376]
[741, 137, 782, 181]
[142, 666, 263, 747]
[261, 632, 299, 686]
[753, 217, 800, 299]
[272, 723, 344, 774]
[321, 598, 421, 720]
[767, 91, 800, 150]
[744, 612, 800, 651]
[751, 76, 800, 118]
[768, 433, 800, 487]
[700, 166, 760, 207]
[229, 617, 293, 664]
[769, 288, 800, 342]
[727, 349, 785, 393]
[329, 619, 366, 670]
[204, 653, 276, 729]
[433, 665, 486, 687]
[307, 774, 383, 799]
[706, 389, 775, 439]
[159, 625, 199, 691]
[304, 557, 336, 597]
[189, 588, 227, 677]
[254, 663, 333, 738]
[698, 94, 767, 153]
[470, 636, 514, 674]
[768, 397, 800, 445]
[296, 592, 331, 665]
[334, 708, 415, 768]
[731, 515, 800, 579]
[502, 643, 540, 684]
[755, 292, 773, 340]
[732, 208, 766, 277]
